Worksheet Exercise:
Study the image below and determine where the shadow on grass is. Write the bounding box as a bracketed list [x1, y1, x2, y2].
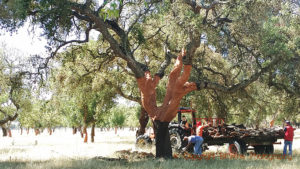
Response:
[0, 155, 299, 169]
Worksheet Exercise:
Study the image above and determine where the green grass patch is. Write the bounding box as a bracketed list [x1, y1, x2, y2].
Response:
[0, 155, 299, 169]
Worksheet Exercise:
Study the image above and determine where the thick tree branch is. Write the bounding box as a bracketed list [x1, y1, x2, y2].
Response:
[195, 56, 281, 92]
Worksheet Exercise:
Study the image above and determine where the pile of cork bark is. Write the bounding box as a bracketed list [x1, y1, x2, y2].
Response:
[202, 123, 285, 139]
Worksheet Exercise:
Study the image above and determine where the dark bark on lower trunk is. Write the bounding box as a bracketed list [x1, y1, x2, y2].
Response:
[2, 127, 7, 137]
[153, 120, 172, 159]
[136, 107, 149, 137]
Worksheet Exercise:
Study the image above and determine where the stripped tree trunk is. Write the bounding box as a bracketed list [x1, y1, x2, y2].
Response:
[91, 122, 95, 143]
[48, 128, 52, 135]
[34, 129, 40, 136]
[136, 107, 149, 137]
[83, 126, 88, 143]
[79, 126, 84, 138]
[115, 127, 118, 134]
[8, 129, 12, 137]
[137, 50, 197, 158]
[72, 127, 77, 134]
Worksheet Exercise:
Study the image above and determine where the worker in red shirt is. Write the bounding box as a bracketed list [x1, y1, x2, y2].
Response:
[283, 121, 295, 156]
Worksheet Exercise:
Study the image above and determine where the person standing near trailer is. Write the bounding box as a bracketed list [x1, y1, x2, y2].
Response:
[283, 121, 295, 156]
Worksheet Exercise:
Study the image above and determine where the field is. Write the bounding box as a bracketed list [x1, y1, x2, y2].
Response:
[0, 128, 299, 169]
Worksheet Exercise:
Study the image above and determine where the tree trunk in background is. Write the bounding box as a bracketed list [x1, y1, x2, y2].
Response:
[136, 107, 149, 137]
[48, 128, 52, 135]
[115, 127, 117, 134]
[8, 129, 12, 137]
[26, 128, 29, 135]
[79, 127, 84, 138]
[20, 128, 23, 135]
[153, 120, 172, 158]
[91, 122, 95, 143]
[83, 126, 88, 143]
[34, 129, 40, 135]
[72, 127, 77, 134]
[2, 127, 7, 137]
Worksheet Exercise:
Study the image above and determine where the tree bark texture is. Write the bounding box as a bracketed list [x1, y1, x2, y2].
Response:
[84, 126, 88, 143]
[136, 50, 196, 158]
[137, 50, 197, 123]
[153, 120, 172, 158]
[48, 128, 52, 135]
[72, 127, 77, 134]
[136, 107, 149, 137]
[91, 122, 95, 143]
[8, 129, 12, 137]
[2, 127, 7, 137]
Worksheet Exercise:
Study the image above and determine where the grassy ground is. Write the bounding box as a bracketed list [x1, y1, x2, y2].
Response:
[0, 154, 299, 169]
[0, 128, 299, 169]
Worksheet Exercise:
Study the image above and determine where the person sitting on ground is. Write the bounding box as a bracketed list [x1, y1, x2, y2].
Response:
[182, 135, 204, 155]
[283, 120, 296, 156]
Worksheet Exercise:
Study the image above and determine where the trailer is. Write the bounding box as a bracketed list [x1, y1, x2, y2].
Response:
[136, 107, 285, 155]
[168, 108, 285, 154]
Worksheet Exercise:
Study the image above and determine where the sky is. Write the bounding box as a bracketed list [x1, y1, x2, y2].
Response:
[0, 22, 48, 57]
[0, 22, 137, 106]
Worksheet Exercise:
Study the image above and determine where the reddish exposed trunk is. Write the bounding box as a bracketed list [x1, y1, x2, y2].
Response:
[79, 127, 84, 138]
[91, 123, 95, 143]
[8, 129, 12, 137]
[48, 128, 52, 135]
[136, 50, 196, 158]
[136, 107, 149, 137]
[34, 129, 40, 135]
[72, 127, 77, 134]
[115, 127, 117, 134]
[83, 104, 88, 143]
[83, 126, 88, 143]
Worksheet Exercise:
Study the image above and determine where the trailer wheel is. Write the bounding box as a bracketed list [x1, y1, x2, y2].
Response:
[228, 141, 242, 154]
[169, 129, 182, 151]
[265, 145, 274, 154]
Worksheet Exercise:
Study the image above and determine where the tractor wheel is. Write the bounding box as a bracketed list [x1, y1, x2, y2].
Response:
[265, 145, 274, 154]
[169, 129, 182, 151]
[228, 141, 242, 154]
[136, 135, 152, 148]
[254, 145, 265, 154]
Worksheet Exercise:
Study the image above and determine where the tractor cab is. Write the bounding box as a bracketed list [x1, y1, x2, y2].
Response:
[175, 107, 197, 135]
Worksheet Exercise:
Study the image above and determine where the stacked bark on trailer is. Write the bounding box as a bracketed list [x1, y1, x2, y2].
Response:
[202, 123, 285, 140]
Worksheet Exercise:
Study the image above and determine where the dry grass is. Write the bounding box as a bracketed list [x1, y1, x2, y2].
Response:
[0, 128, 299, 169]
